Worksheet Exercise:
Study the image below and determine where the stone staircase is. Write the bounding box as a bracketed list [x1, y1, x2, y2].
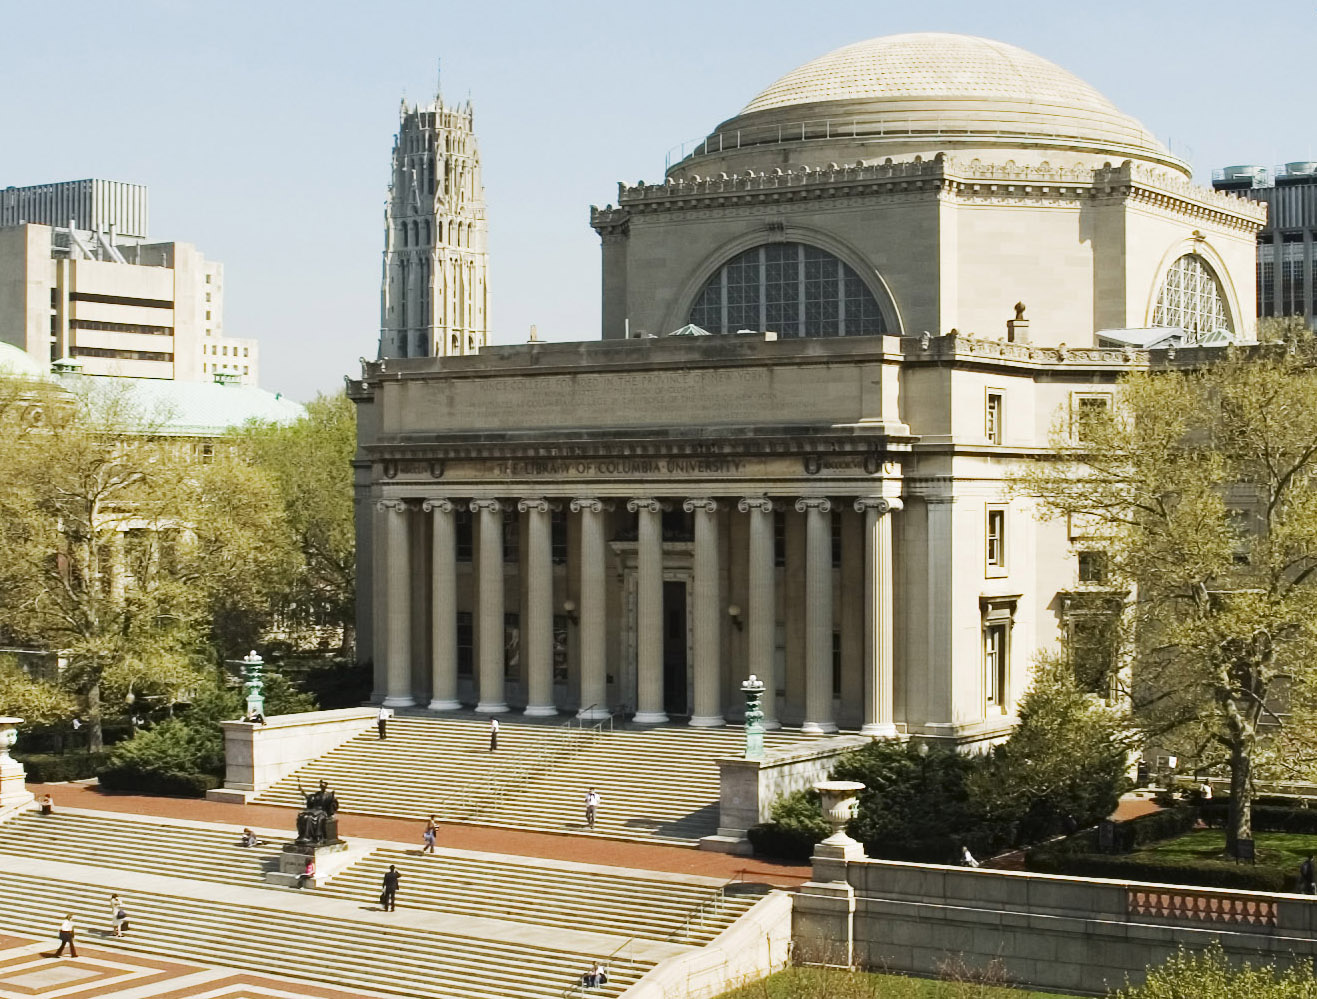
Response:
[320, 846, 766, 944]
[255, 716, 812, 844]
[0, 868, 652, 999]
[0, 811, 283, 886]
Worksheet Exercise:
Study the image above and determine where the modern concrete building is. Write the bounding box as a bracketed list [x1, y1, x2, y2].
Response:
[0, 179, 258, 383]
[351, 33, 1263, 745]
[1214, 162, 1317, 326]
[378, 95, 489, 359]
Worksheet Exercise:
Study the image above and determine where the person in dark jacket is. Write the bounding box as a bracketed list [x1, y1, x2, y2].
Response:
[380, 864, 401, 911]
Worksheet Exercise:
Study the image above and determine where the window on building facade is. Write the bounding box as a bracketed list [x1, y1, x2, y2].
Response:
[986, 508, 1006, 570]
[774, 511, 786, 568]
[984, 623, 1007, 709]
[832, 631, 842, 698]
[986, 391, 1003, 444]
[1073, 394, 1111, 442]
[831, 511, 842, 568]
[1151, 253, 1232, 334]
[455, 510, 473, 562]
[688, 242, 888, 337]
[1077, 550, 1107, 584]
[551, 510, 567, 564]
[456, 611, 473, 675]
[503, 510, 520, 562]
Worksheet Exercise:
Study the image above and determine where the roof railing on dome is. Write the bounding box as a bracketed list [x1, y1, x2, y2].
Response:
[664, 112, 1163, 171]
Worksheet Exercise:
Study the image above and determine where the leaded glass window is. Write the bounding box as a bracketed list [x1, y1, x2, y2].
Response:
[1151, 254, 1232, 335]
[687, 242, 887, 337]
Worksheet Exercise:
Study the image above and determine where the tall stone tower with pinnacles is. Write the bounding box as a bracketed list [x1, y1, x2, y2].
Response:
[378, 89, 488, 359]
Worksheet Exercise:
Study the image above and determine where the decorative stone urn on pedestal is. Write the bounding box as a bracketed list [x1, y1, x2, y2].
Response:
[0, 718, 36, 821]
[813, 779, 867, 862]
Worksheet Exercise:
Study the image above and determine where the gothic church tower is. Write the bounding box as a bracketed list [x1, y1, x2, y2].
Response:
[378, 93, 488, 358]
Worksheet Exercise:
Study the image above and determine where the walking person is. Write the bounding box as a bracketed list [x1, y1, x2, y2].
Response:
[380, 864, 401, 911]
[584, 788, 601, 831]
[422, 815, 438, 854]
[110, 894, 128, 937]
[1300, 853, 1315, 895]
[377, 705, 390, 740]
[53, 914, 77, 957]
[488, 717, 499, 752]
[959, 844, 980, 868]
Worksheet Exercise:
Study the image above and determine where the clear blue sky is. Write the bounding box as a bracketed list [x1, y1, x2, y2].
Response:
[1, 1, 1309, 401]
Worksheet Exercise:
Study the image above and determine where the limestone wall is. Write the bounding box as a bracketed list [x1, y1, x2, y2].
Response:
[208, 708, 377, 802]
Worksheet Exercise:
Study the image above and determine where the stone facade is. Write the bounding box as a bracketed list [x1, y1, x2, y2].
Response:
[378, 95, 489, 360]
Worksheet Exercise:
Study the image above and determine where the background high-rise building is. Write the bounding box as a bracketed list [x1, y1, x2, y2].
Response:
[1213, 162, 1317, 327]
[0, 179, 258, 383]
[378, 95, 489, 359]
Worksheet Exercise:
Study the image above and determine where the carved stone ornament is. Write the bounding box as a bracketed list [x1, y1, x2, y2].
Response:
[737, 497, 776, 515]
[682, 498, 718, 514]
[803, 455, 822, 475]
[382, 460, 398, 479]
[794, 497, 833, 514]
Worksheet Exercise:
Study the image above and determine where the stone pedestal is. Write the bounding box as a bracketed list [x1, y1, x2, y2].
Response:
[0, 718, 35, 823]
[263, 839, 348, 889]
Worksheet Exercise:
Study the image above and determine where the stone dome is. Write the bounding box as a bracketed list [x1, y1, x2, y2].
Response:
[677, 33, 1184, 176]
[0, 341, 49, 380]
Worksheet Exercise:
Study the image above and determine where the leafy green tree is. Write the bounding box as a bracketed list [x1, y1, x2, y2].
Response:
[1113, 943, 1317, 999]
[1013, 341, 1317, 855]
[0, 656, 75, 727]
[970, 654, 1132, 843]
[0, 374, 294, 750]
[237, 391, 355, 653]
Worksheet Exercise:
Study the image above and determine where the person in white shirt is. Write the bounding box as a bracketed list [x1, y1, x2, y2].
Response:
[54, 914, 77, 957]
[489, 717, 499, 752]
[110, 894, 128, 937]
[584, 788, 602, 830]
[960, 845, 980, 868]
[377, 706, 390, 740]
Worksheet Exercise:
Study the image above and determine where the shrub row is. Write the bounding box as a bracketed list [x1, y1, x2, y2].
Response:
[15, 752, 109, 783]
[96, 768, 219, 797]
[1115, 805, 1199, 851]
[1025, 849, 1290, 893]
[1199, 802, 1317, 834]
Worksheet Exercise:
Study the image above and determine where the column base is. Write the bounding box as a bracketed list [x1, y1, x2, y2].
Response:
[474, 701, 510, 714]
[761, 717, 782, 731]
[426, 699, 461, 711]
[859, 722, 900, 738]
[632, 711, 669, 725]
[577, 705, 611, 721]
[381, 695, 415, 708]
[689, 715, 726, 728]
[801, 720, 839, 735]
[523, 704, 559, 718]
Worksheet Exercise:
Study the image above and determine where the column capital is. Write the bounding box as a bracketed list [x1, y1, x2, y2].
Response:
[570, 497, 614, 514]
[627, 497, 663, 514]
[517, 497, 551, 514]
[377, 499, 412, 513]
[469, 498, 503, 514]
[738, 496, 776, 514]
[422, 498, 457, 514]
[682, 498, 719, 514]
[853, 497, 905, 516]
[795, 497, 833, 514]
[925, 495, 958, 506]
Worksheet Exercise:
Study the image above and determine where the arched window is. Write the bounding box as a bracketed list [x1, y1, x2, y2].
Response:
[689, 243, 887, 337]
[1152, 254, 1232, 334]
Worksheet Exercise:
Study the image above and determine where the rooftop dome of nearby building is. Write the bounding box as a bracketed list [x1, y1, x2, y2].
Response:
[0, 341, 50, 380]
[675, 33, 1185, 177]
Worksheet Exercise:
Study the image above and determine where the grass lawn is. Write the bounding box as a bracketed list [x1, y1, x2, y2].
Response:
[1137, 828, 1317, 874]
[715, 967, 1072, 999]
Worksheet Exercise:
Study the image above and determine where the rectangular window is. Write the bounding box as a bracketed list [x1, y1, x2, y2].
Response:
[986, 508, 1006, 570]
[455, 510, 473, 562]
[504, 612, 520, 679]
[503, 510, 519, 563]
[1078, 550, 1107, 584]
[551, 510, 567, 564]
[1073, 394, 1111, 442]
[984, 623, 1007, 708]
[774, 511, 786, 568]
[986, 391, 1003, 444]
[831, 511, 842, 568]
[832, 631, 842, 698]
[456, 612, 473, 676]
[69, 291, 171, 309]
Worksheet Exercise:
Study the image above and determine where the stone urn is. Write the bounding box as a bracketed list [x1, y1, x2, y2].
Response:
[813, 779, 866, 861]
[0, 717, 35, 819]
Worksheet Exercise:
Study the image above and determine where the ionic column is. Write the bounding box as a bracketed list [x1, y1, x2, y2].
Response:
[629, 497, 667, 724]
[520, 498, 556, 717]
[739, 497, 779, 729]
[571, 498, 609, 720]
[855, 497, 903, 737]
[685, 498, 724, 728]
[471, 498, 509, 714]
[378, 499, 415, 707]
[424, 499, 460, 710]
[796, 497, 836, 734]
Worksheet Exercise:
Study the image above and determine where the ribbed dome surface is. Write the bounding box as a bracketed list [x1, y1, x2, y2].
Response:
[743, 33, 1120, 116]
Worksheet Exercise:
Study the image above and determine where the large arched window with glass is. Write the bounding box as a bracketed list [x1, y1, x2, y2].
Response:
[688, 243, 888, 337]
[1151, 254, 1233, 335]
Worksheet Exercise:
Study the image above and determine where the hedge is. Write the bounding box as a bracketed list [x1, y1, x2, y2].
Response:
[1199, 802, 1317, 834]
[96, 768, 219, 797]
[15, 752, 109, 783]
[1025, 849, 1291, 892]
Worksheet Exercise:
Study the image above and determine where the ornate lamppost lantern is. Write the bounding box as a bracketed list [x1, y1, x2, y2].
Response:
[241, 650, 265, 718]
[742, 674, 766, 761]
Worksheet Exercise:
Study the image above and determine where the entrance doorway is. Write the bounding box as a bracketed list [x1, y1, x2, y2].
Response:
[662, 581, 688, 717]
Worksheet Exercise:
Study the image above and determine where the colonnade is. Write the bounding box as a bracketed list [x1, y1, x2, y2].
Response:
[375, 493, 901, 734]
